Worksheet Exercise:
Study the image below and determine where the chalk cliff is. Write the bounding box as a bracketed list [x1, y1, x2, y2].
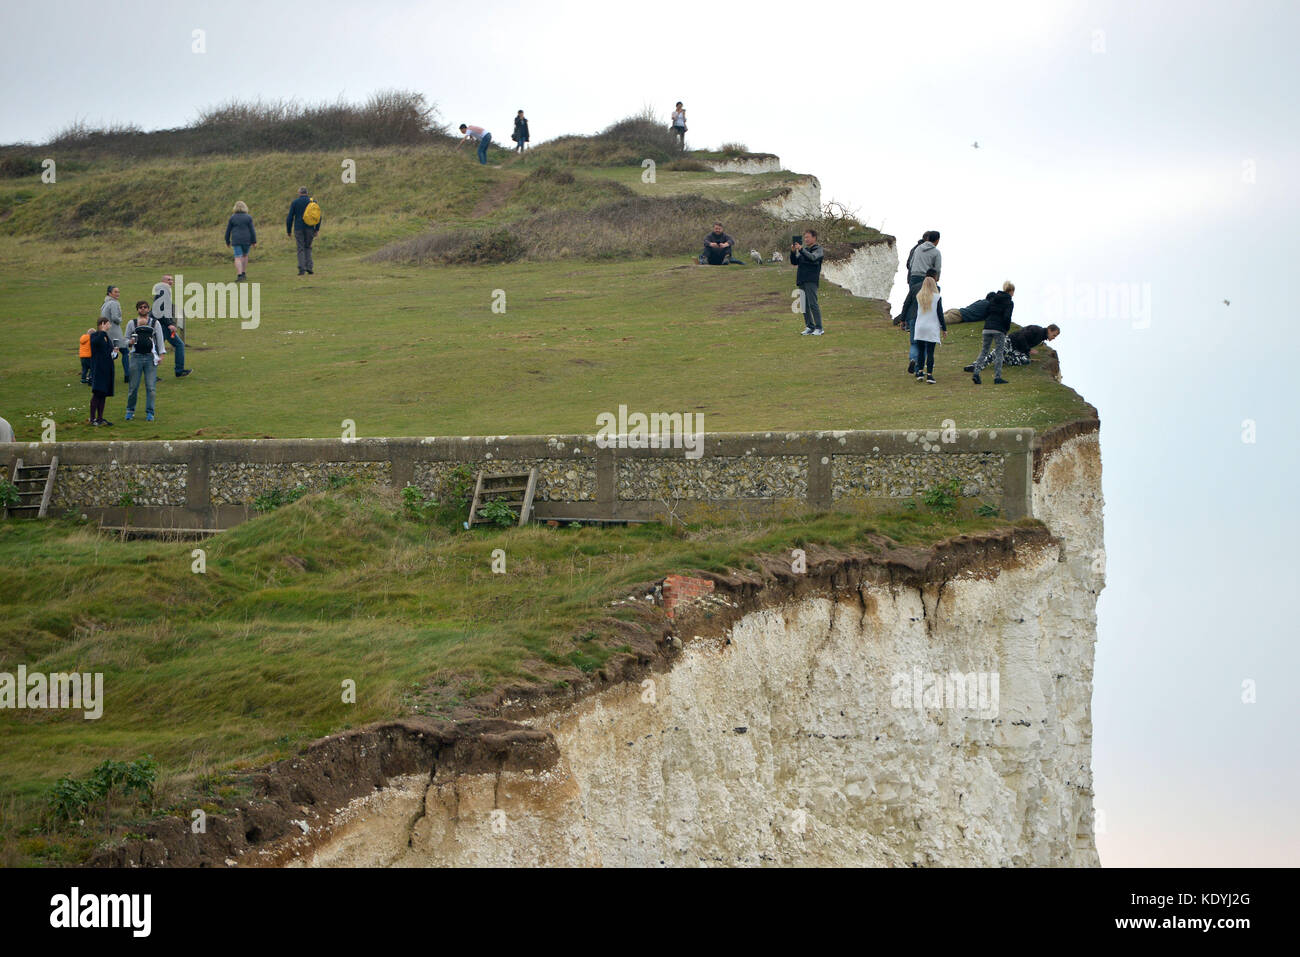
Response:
[277, 423, 1103, 868]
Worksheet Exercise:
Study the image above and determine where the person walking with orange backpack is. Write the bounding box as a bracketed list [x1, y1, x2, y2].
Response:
[286, 186, 322, 275]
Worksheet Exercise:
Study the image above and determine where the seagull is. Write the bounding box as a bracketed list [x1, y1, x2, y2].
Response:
[1223, 299, 1230, 306]
[972, 141, 980, 149]
[771, 251, 783, 262]
[751, 249, 762, 264]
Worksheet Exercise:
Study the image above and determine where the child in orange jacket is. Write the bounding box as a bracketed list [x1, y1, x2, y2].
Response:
[79, 328, 93, 384]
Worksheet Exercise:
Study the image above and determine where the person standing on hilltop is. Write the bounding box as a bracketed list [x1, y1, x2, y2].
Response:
[100, 285, 130, 382]
[511, 111, 530, 152]
[899, 231, 941, 374]
[790, 228, 825, 336]
[459, 124, 493, 165]
[894, 234, 927, 326]
[152, 275, 192, 378]
[123, 300, 165, 421]
[225, 200, 257, 282]
[671, 102, 687, 150]
[286, 187, 321, 276]
[912, 276, 946, 383]
[87, 316, 118, 427]
[968, 285, 1014, 385]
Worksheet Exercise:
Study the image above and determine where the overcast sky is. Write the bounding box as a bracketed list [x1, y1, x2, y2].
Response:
[2, 0, 1296, 867]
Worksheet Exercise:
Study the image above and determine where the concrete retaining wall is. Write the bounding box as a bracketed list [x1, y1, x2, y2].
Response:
[1, 428, 1036, 529]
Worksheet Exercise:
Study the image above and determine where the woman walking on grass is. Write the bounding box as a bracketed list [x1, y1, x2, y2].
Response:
[225, 200, 257, 281]
[912, 276, 946, 384]
[87, 316, 117, 426]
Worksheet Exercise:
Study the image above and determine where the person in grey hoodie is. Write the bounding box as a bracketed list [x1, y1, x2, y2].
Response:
[224, 200, 257, 281]
[898, 231, 941, 372]
[100, 285, 129, 381]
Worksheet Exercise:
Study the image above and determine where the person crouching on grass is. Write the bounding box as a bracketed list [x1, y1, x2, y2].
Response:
[912, 276, 946, 382]
[459, 124, 493, 165]
[87, 317, 117, 426]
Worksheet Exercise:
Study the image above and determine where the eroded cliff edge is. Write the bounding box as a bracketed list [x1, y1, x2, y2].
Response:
[297, 423, 1103, 867]
[94, 417, 1103, 868]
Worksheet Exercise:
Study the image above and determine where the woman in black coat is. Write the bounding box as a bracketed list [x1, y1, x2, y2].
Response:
[87, 316, 117, 426]
[511, 111, 530, 152]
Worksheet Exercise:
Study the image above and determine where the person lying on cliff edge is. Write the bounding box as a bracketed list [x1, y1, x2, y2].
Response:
[1001, 323, 1061, 367]
[944, 281, 1015, 325]
[701, 222, 737, 264]
[790, 228, 825, 335]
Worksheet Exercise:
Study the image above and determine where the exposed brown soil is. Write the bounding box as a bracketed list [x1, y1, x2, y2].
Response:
[90, 523, 1057, 868]
[1032, 415, 1100, 480]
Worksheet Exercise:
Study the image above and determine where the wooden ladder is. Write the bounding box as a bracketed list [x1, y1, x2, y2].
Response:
[465, 468, 538, 528]
[5, 456, 59, 519]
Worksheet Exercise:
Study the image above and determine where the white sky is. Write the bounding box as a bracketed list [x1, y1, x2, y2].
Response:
[2, 0, 1297, 867]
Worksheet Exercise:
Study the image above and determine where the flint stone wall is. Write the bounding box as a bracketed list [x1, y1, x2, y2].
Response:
[1, 429, 1035, 529]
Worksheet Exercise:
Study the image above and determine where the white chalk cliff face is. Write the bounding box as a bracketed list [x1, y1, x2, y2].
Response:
[293, 431, 1104, 868]
[760, 175, 822, 221]
[822, 242, 899, 302]
[705, 156, 783, 175]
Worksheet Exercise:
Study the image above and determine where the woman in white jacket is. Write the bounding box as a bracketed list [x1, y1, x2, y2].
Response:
[912, 276, 946, 383]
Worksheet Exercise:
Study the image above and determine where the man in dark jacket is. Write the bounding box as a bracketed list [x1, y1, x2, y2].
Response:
[701, 222, 736, 265]
[286, 187, 320, 276]
[1008, 323, 1059, 354]
[790, 229, 825, 335]
[967, 288, 1014, 384]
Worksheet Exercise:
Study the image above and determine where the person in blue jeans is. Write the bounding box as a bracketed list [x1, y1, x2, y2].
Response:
[152, 275, 192, 377]
[123, 301, 165, 421]
[459, 124, 492, 164]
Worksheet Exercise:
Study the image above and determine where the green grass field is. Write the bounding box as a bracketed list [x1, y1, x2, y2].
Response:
[0, 127, 1091, 863]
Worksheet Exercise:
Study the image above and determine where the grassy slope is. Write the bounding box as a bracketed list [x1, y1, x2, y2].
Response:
[0, 495, 1014, 862]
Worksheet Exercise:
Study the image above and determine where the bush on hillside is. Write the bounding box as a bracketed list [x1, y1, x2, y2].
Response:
[520, 108, 684, 168]
[13, 91, 452, 158]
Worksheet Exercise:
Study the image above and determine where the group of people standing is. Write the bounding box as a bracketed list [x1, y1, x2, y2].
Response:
[85, 277, 191, 426]
[896, 231, 1060, 384]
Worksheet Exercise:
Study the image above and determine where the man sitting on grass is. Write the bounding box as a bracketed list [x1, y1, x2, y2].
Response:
[701, 222, 737, 265]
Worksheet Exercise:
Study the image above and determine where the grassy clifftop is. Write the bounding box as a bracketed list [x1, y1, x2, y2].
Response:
[0, 110, 1088, 443]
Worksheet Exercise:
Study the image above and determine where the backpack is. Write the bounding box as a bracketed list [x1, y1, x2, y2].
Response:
[131, 321, 156, 356]
[302, 199, 322, 228]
